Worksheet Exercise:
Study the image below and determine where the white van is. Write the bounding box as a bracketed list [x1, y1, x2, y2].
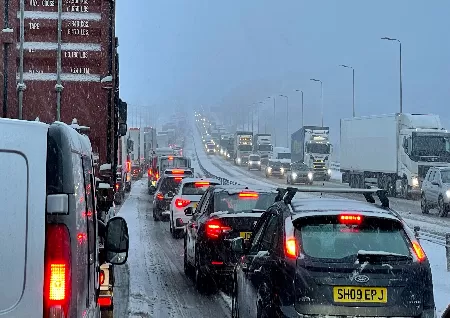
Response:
[0, 118, 129, 318]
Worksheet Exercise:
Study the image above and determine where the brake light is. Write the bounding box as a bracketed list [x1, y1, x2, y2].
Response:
[148, 169, 152, 176]
[168, 156, 173, 160]
[412, 240, 426, 262]
[115, 183, 119, 191]
[175, 198, 191, 208]
[172, 169, 184, 174]
[285, 237, 298, 258]
[99, 270, 105, 285]
[238, 191, 259, 199]
[339, 214, 362, 225]
[174, 177, 183, 182]
[44, 224, 71, 317]
[195, 182, 210, 187]
[126, 160, 131, 171]
[98, 296, 112, 307]
[156, 172, 160, 179]
[206, 219, 232, 239]
[156, 192, 164, 200]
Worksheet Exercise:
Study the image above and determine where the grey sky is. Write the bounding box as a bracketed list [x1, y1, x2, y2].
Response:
[116, 0, 450, 151]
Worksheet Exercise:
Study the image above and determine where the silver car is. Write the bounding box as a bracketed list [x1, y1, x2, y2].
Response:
[421, 166, 450, 217]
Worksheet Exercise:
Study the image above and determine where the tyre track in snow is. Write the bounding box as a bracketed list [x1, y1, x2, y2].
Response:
[125, 180, 230, 318]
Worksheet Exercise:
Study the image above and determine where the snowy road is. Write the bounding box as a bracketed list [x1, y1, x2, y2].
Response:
[114, 180, 230, 318]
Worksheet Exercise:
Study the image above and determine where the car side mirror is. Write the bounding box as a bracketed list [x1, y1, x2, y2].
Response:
[184, 207, 193, 216]
[105, 216, 129, 265]
[166, 191, 174, 199]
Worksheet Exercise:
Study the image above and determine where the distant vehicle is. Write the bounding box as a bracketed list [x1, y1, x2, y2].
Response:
[253, 134, 273, 164]
[234, 131, 253, 165]
[184, 185, 278, 293]
[231, 187, 435, 318]
[152, 169, 194, 221]
[286, 162, 314, 185]
[247, 154, 262, 171]
[265, 160, 285, 178]
[421, 166, 450, 217]
[0, 118, 130, 318]
[169, 178, 221, 238]
[206, 142, 216, 154]
[131, 164, 141, 180]
[271, 146, 291, 170]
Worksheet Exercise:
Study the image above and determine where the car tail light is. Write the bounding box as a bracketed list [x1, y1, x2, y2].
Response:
[206, 219, 232, 239]
[99, 270, 105, 285]
[175, 198, 191, 208]
[339, 214, 362, 225]
[156, 192, 164, 200]
[148, 169, 152, 176]
[156, 172, 160, 179]
[285, 237, 298, 258]
[98, 296, 112, 307]
[195, 182, 210, 187]
[238, 191, 259, 199]
[44, 224, 71, 318]
[168, 156, 173, 160]
[115, 183, 119, 191]
[412, 240, 426, 262]
[126, 160, 131, 171]
[172, 169, 184, 174]
[174, 177, 183, 182]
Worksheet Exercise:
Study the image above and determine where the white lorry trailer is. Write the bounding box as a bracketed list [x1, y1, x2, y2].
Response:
[234, 131, 253, 165]
[340, 113, 450, 198]
[291, 126, 332, 181]
[253, 134, 273, 164]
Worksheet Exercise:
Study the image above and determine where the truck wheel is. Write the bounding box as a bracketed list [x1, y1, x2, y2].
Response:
[421, 195, 430, 214]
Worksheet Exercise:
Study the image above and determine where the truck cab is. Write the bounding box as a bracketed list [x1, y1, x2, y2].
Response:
[234, 131, 253, 165]
[253, 133, 273, 165]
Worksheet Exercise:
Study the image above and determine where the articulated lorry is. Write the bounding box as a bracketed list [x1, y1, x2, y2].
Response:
[234, 131, 253, 165]
[340, 113, 450, 198]
[253, 134, 273, 164]
[291, 126, 332, 181]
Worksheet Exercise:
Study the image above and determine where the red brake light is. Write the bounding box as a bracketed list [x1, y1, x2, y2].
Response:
[148, 169, 152, 176]
[126, 161, 131, 171]
[115, 183, 119, 191]
[195, 182, 210, 187]
[156, 172, 160, 179]
[98, 296, 112, 307]
[172, 169, 184, 174]
[412, 240, 426, 262]
[206, 219, 232, 239]
[156, 192, 164, 200]
[339, 214, 362, 225]
[238, 191, 259, 199]
[175, 198, 191, 208]
[44, 224, 71, 317]
[168, 156, 173, 160]
[285, 237, 298, 258]
[174, 177, 183, 182]
[99, 270, 105, 285]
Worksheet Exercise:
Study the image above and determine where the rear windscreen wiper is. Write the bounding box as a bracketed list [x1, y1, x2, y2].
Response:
[357, 250, 412, 262]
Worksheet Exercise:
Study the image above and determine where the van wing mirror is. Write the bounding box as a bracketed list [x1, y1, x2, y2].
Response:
[105, 217, 129, 265]
[184, 207, 193, 216]
[46, 194, 69, 214]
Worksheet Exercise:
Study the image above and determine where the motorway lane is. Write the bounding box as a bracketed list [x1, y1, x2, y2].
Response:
[114, 180, 231, 318]
[207, 153, 450, 235]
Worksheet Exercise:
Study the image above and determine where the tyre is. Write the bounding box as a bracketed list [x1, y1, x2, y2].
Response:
[231, 277, 240, 318]
[421, 194, 430, 214]
[184, 241, 194, 277]
[438, 196, 448, 217]
[153, 208, 160, 222]
[195, 253, 213, 294]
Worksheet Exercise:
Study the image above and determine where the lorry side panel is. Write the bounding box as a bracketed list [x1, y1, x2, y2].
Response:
[291, 128, 305, 163]
[340, 115, 397, 173]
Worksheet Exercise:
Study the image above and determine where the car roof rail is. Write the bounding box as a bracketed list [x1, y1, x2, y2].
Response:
[276, 186, 390, 208]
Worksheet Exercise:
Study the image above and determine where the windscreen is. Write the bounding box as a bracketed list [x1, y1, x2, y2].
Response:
[293, 163, 309, 170]
[161, 157, 189, 169]
[306, 143, 330, 154]
[238, 145, 252, 151]
[214, 192, 277, 213]
[413, 135, 450, 156]
[277, 153, 291, 159]
[207, 144, 215, 149]
[268, 161, 281, 167]
[295, 215, 410, 262]
[258, 145, 272, 151]
[159, 177, 181, 193]
[182, 182, 216, 195]
[441, 170, 450, 183]
[249, 155, 260, 161]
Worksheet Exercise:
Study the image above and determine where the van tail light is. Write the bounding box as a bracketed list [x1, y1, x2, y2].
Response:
[115, 183, 119, 191]
[175, 198, 191, 208]
[412, 240, 426, 262]
[99, 270, 105, 285]
[238, 191, 259, 199]
[285, 237, 298, 258]
[206, 219, 232, 239]
[44, 224, 71, 318]
[195, 182, 210, 187]
[156, 192, 164, 200]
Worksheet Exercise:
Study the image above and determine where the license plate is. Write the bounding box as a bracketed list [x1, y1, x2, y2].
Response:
[240, 232, 252, 240]
[333, 287, 387, 303]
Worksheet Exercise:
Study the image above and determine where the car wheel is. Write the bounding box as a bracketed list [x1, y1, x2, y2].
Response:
[169, 217, 173, 233]
[438, 196, 448, 217]
[195, 253, 212, 294]
[421, 194, 430, 214]
[231, 276, 240, 318]
[184, 240, 194, 277]
[153, 208, 160, 222]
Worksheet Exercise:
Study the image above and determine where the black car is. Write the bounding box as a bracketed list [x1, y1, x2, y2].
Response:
[286, 162, 314, 185]
[152, 168, 193, 221]
[183, 185, 278, 293]
[231, 187, 435, 318]
[265, 160, 285, 178]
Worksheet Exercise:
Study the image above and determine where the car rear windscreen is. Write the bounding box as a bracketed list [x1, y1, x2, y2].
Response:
[160, 178, 181, 193]
[294, 215, 410, 262]
[182, 182, 217, 195]
[214, 192, 276, 213]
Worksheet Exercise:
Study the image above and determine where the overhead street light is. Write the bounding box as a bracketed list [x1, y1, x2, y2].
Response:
[267, 96, 276, 146]
[339, 64, 355, 117]
[310, 78, 324, 126]
[381, 37, 402, 113]
[295, 89, 304, 127]
[279, 94, 289, 147]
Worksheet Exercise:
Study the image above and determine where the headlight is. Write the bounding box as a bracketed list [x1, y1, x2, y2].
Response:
[257, 161, 261, 165]
[237, 158, 241, 163]
[446, 190, 450, 199]
[327, 169, 331, 175]
[280, 167, 285, 173]
[267, 167, 272, 172]
[227, 153, 230, 158]
[308, 172, 313, 180]
[292, 172, 298, 179]
[412, 176, 419, 188]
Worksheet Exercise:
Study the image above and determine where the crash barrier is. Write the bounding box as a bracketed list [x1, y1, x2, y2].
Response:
[330, 161, 340, 171]
[414, 228, 450, 271]
[192, 136, 241, 186]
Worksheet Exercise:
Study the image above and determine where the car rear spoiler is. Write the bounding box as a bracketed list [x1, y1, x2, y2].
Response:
[276, 186, 390, 208]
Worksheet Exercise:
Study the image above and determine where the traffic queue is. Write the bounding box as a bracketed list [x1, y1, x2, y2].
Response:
[144, 136, 437, 318]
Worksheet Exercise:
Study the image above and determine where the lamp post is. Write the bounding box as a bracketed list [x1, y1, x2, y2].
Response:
[310, 78, 323, 126]
[279, 94, 289, 147]
[339, 64, 355, 117]
[295, 89, 304, 127]
[257, 101, 263, 133]
[268, 96, 276, 146]
[381, 37, 402, 113]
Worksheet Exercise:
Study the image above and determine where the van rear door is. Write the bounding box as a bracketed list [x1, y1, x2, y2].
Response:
[0, 119, 48, 317]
